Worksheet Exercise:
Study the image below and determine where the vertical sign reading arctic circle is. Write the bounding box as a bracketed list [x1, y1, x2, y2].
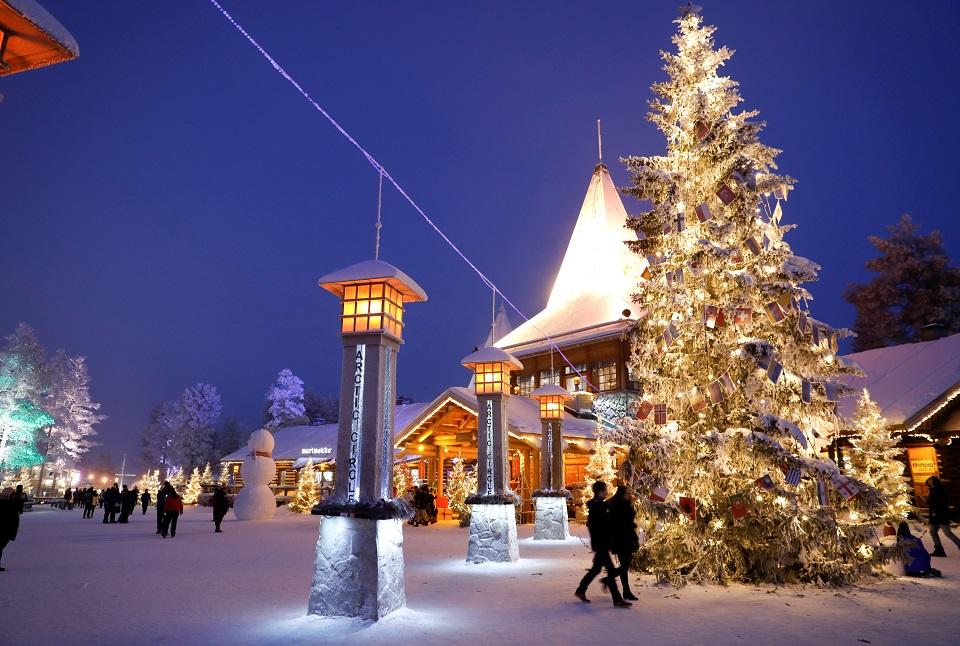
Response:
[546, 421, 553, 489]
[347, 344, 365, 503]
[380, 346, 393, 499]
[485, 398, 494, 495]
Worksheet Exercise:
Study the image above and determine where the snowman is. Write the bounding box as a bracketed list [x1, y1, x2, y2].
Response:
[234, 428, 277, 521]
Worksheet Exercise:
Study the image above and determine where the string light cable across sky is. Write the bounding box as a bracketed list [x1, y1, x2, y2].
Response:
[206, 0, 601, 393]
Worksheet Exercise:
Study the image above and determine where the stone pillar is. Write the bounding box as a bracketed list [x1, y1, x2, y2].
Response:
[310, 260, 427, 621]
[539, 419, 564, 491]
[330, 333, 400, 503]
[534, 420, 570, 540]
[533, 496, 570, 540]
[477, 393, 510, 496]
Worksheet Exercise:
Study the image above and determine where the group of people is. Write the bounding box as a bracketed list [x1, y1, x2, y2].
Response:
[576, 479, 640, 607]
[405, 484, 437, 526]
[897, 476, 960, 578]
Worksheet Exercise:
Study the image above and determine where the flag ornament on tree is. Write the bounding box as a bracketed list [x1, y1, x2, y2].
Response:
[606, 7, 902, 585]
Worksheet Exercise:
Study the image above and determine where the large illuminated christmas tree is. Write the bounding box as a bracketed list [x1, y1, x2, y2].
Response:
[613, 6, 898, 585]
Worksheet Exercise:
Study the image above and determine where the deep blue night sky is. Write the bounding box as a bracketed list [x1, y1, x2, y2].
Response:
[3, 1, 959, 469]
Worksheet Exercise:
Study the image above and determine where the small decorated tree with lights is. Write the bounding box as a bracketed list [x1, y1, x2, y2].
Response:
[447, 456, 477, 527]
[847, 390, 912, 525]
[611, 6, 899, 585]
[137, 470, 161, 498]
[218, 463, 232, 485]
[201, 462, 215, 485]
[581, 435, 618, 511]
[167, 467, 185, 496]
[393, 462, 411, 497]
[289, 458, 320, 513]
[182, 467, 203, 504]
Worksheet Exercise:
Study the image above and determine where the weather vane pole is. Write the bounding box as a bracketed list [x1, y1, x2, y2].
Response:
[597, 119, 603, 163]
[374, 172, 383, 260]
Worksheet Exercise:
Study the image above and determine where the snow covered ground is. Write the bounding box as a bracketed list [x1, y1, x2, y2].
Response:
[2, 506, 958, 645]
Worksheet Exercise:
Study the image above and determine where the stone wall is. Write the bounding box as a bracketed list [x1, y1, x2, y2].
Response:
[467, 503, 519, 564]
[533, 496, 570, 540]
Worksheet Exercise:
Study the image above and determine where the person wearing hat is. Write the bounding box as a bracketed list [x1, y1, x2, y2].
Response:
[0, 487, 21, 572]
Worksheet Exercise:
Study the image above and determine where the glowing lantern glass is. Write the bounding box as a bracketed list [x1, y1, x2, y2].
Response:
[531, 384, 572, 420]
[462, 347, 523, 396]
[318, 260, 427, 342]
[339, 281, 405, 339]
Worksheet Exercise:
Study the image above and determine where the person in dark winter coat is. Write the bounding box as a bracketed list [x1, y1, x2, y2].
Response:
[156, 481, 172, 535]
[0, 487, 21, 571]
[608, 483, 640, 601]
[926, 477, 960, 557]
[140, 490, 151, 515]
[212, 486, 229, 533]
[575, 481, 629, 607]
[897, 522, 941, 577]
[64, 487, 73, 510]
[102, 484, 120, 524]
[118, 485, 132, 523]
[83, 487, 96, 519]
[161, 488, 183, 538]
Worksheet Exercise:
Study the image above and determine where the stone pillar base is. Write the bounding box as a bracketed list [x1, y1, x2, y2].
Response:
[467, 503, 519, 564]
[533, 496, 571, 540]
[307, 516, 405, 620]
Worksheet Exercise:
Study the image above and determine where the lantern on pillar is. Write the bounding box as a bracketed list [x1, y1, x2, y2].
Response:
[461, 346, 523, 563]
[308, 259, 426, 621]
[531, 384, 572, 540]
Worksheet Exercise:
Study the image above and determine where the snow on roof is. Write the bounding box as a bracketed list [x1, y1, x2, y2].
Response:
[496, 164, 642, 352]
[0, 0, 78, 75]
[837, 332, 960, 428]
[220, 402, 430, 462]
[530, 384, 571, 400]
[396, 386, 598, 445]
[461, 346, 523, 370]
[317, 259, 427, 302]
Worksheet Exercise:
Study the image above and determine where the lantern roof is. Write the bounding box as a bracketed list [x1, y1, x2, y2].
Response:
[495, 163, 645, 353]
[530, 384, 572, 400]
[0, 0, 79, 77]
[461, 346, 523, 371]
[318, 259, 427, 302]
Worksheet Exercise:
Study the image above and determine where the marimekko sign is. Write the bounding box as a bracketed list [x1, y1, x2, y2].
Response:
[346, 344, 365, 502]
[485, 398, 494, 495]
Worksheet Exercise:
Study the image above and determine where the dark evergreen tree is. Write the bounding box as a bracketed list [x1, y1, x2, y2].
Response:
[845, 215, 960, 351]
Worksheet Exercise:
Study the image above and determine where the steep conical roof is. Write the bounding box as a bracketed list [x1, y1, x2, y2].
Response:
[496, 163, 642, 353]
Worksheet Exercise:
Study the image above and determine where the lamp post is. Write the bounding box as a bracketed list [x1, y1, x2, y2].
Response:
[308, 259, 426, 621]
[461, 346, 522, 564]
[531, 384, 572, 540]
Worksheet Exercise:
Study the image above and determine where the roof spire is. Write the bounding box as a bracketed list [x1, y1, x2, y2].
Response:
[597, 119, 603, 164]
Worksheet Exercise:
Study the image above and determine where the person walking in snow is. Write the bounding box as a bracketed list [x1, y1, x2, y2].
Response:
[161, 487, 183, 538]
[212, 486, 229, 533]
[0, 487, 21, 572]
[926, 476, 960, 557]
[64, 487, 73, 510]
[140, 490, 151, 515]
[575, 480, 629, 607]
[13, 485, 26, 514]
[608, 480, 640, 602]
[156, 481, 172, 535]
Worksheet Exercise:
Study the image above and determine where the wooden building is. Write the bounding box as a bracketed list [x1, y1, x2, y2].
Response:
[839, 331, 960, 514]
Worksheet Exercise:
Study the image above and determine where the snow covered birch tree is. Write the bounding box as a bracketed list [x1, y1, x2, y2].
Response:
[612, 7, 898, 585]
[140, 402, 180, 479]
[171, 383, 222, 472]
[266, 369, 307, 428]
